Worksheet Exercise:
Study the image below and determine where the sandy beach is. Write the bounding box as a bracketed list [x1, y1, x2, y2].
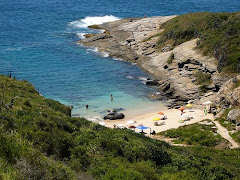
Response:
[103, 107, 214, 135]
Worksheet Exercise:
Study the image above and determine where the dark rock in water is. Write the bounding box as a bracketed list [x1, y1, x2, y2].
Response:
[113, 108, 124, 112]
[104, 112, 125, 120]
[145, 79, 158, 85]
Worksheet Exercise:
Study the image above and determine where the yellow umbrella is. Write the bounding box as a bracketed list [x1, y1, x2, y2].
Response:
[153, 117, 160, 121]
[186, 104, 193, 108]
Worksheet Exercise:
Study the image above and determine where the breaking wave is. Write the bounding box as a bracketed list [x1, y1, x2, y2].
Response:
[69, 15, 121, 29]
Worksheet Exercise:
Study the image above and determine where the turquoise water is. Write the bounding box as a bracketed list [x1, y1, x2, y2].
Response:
[1, 0, 239, 118]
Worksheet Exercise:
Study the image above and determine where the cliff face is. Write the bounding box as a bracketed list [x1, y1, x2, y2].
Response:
[78, 15, 233, 102]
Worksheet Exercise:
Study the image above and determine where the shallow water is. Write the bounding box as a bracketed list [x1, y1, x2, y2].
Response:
[1, 0, 239, 118]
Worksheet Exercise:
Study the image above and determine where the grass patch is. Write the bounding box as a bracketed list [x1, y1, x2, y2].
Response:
[158, 120, 225, 147]
[193, 71, 212, 93]
[193, 71, 212, 85]
[233, 79, 240, 89]
[167, 52, 174, 64]
[231, 131, 240, 144]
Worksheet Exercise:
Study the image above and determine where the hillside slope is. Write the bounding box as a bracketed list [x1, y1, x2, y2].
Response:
[0, 75, 240, 179]
[157, 12, 240, 73]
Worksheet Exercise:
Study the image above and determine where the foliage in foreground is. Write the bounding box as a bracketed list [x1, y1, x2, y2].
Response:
[156, 12, 240, 73]
[0, 75, 239, 179]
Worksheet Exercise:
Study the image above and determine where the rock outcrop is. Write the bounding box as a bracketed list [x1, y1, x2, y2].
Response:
[78, 16, 232, 103]
[216, 75, 240, 107]
[227, 109, 240, 125]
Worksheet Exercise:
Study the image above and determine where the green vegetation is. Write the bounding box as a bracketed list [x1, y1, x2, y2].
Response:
[193, 71, 212, 93]
[158, 120, 226, 147]
[193, 71, 212, 85]
[167, 52, 174, 64]
[215, 109, 235, 131]
[232, 131, 240, 144]
[0, 75, 240, 179]
[156, 12, 240, 72]
[215, 109, 240, 144]
[233, 79, 240, 89]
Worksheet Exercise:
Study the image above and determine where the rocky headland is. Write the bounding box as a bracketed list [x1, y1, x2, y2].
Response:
[78, 15, 239, 114]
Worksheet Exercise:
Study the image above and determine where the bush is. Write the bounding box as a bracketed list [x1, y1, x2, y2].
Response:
[167, 53, 174, 64]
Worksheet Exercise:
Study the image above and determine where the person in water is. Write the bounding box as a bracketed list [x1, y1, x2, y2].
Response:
[111, 94, 113, 101]
[86, 104, 89, 109]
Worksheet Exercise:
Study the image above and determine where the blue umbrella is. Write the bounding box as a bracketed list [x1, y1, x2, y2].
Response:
[136, 125, 149, 130]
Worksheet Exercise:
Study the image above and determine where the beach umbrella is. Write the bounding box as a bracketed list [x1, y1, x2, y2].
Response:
[126, 120, 136, 125]
[158, 112, 164, 115]
[186, 104, 193, 108]
[117, 124, 124, 128]
[136, 125, 149, 130]
[179, 107, 185, 110]
[153, 117, 160, 121]
[129, 125, 136, 129]
[99, 122, 106, 126]
[182, 113, 189, 117]
[203, 101, 212, 105]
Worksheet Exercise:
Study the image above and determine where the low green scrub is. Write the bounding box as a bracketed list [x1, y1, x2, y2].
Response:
[0, 75, 239, 179]
[233, 79, 240, 89]
[193, 71, 212, 85]
[167, 52, 174, 64]
[193, 71, 212, 93]
[158, 121, 225, 147]
[156, 12, 240, 72]
[231, 131, 240, 144]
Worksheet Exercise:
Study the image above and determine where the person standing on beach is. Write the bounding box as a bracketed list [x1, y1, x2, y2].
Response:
[204, 107, 207, 115]
[180, 109, 184, 115]
[111, 94, 113, 101]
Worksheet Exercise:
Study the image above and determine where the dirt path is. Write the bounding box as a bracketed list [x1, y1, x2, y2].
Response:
[212, 120, 240, 149]
[152, 136, 191, 147]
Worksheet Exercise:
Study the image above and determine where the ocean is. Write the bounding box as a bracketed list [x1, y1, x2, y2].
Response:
[0, 0, 239, 119]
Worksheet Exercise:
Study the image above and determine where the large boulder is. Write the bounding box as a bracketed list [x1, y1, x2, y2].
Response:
[227, 109, 240, 125]
[217, 75, 240, 106]
[104, 112, 125, 120]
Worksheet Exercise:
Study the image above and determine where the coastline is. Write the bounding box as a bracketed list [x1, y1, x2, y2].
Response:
[76, 16, 215, 128]
[78, 15, 227, 106]
[104, 107, 214, 135]
[77, 14, 239, 137]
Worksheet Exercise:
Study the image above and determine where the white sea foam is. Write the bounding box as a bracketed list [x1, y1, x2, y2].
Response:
[126, 75, 135, 79]
[76, 33, 87, 39]
[138, 77, 148, 81]
[87, 47, 99, 52]
[100, 51, 109, 57]
[112, 57, 123, 61]
[69, 15, 120, 29]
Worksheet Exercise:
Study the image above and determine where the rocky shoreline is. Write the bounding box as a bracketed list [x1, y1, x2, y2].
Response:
[78, 16, 240, 111]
